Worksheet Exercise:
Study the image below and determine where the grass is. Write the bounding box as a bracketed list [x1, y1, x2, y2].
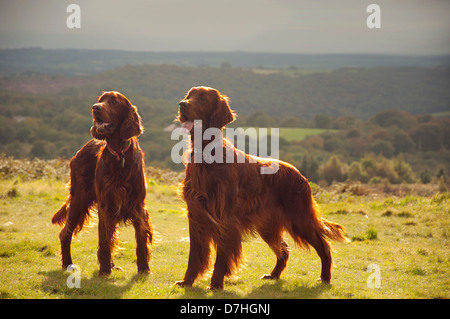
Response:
[227, 127, 338, 143]
[351, 227, 378, 242]
[278, 128, 338, 142]
[0, 164, 449, 299]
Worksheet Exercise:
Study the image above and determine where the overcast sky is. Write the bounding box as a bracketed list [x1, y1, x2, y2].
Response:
[0, 0, 449, 55]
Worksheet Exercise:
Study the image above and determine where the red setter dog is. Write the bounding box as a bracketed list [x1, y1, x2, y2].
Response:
[52, 91, 152, 276]
[175, 86, 348, 290]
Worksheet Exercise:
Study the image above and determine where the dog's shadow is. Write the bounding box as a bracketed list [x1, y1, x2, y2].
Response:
[245, 279, 331, 299]
[39, 270, 330, 299]
[38, 269, 146, 298]
[178, 285, 241, 299]
[177, 279, 331, 299]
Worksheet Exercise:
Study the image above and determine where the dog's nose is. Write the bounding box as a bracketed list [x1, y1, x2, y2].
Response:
[179, 101, 188, 108]
[92, 103, 102, 112]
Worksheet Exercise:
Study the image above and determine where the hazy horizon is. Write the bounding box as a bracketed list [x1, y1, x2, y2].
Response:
[0, 0, 449, 56]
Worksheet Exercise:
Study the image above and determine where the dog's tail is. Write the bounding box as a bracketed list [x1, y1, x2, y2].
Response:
[286, 177, 349, 249]
[51, 201, 69, 226]
[311, 197, 349, 243]
[320, 217, 349, 243]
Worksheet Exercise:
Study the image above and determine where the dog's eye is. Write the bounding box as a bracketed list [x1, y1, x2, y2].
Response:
[110, 98, 118, 105]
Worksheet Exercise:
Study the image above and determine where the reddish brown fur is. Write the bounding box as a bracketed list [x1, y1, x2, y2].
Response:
[175, 86, 348, 290]
[51, 91, 152, 276]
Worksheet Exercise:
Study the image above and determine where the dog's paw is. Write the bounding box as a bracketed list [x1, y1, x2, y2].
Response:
[207, 283, 224, 290]
[174, 280, 192, 288]
[261, 274, 279, 280]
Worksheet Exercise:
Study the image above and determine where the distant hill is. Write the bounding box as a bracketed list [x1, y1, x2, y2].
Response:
[60, 64, 450, 119]
[1, 63, 449, 120]
[1, 52, 448, 176]
[1, 48, 450, 76]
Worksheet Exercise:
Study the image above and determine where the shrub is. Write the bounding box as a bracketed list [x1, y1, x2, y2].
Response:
[374, 156, 399, 184]
[352, 227, 378, 241]
[419, 169, 431, 184]
[300, 155, 320, 181]
[366, 228, 378, 240]
[348, 162, 367, 182]
[368, 176, 384, 184]
[394, 158, 416, 183]
[411, 266, 426, 276]
[322, 154, 346, 185]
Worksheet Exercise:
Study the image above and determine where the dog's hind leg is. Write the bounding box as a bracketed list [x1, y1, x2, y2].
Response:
[288, 219, 333, 283]
[257, 221, 290, 280]
[57, 204, 73, 269]
[59, 192, 94, 269]
[303, 229, 332, 283]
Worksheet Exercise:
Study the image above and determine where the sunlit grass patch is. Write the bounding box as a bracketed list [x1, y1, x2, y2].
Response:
[0, 169, 449, 299]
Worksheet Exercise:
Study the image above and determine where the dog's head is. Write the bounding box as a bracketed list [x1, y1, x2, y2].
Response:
[91, 91, 143, 140]
[177, 86, 236, 133]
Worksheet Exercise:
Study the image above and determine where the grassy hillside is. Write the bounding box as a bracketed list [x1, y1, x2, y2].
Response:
[0, 160, 448, 299]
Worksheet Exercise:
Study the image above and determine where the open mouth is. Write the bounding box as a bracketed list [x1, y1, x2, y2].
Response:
[94, 116, 115, 133]
[178, 112, 194, 134]
[180, 120, 194, 134]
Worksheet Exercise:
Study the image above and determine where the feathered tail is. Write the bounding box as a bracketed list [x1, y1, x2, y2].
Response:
[312, 198, 349, 243]
[320, 218, 349, 242]
[51, 202, 69, 226]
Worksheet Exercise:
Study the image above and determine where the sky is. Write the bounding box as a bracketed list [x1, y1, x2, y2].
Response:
[0, 0, 449, 55]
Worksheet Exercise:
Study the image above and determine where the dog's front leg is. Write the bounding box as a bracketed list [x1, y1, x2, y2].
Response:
[97, 213, 117, 276]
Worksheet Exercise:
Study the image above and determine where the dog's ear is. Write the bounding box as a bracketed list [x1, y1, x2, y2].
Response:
[120, 105, 143, 140]
[209, 95, 236, 129]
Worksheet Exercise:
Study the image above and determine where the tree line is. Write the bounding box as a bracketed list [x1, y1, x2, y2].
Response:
[1, 88, 448, 186]
[0, 64, 449, 186]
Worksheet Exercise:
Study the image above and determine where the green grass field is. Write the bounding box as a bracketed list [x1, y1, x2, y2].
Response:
[0, 174, 449, 299]
[228, 127, 337, 142]
[278, 128, 338, 142]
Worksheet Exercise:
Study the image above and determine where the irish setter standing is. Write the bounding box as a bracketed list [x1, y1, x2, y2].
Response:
[52, 91, 152, 276]
[175, 86, 348, 290]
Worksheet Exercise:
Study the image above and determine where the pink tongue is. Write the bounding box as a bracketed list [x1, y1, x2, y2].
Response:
[181, 121, 194, 134]
[96, 122, 111, 131]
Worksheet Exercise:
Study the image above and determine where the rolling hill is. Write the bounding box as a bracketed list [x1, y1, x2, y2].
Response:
[1, 48, 450, 76]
